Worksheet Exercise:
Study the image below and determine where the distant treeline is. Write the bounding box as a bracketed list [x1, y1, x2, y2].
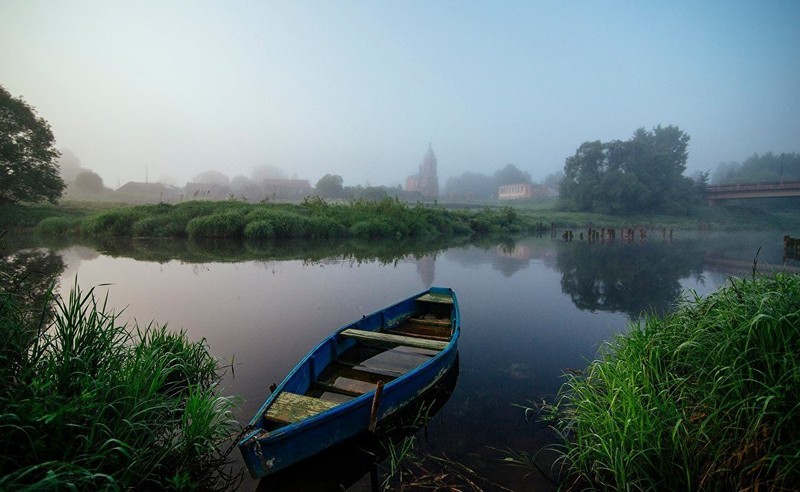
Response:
[712, 152, 800, 185]
[36, 197, 543, 240]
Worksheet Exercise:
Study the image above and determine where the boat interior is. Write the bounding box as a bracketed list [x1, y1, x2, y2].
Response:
[259, 292, 455, 431]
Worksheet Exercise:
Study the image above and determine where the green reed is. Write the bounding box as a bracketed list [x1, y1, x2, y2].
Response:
[545, 273, 800, 490]
[0, 280, 240, 490]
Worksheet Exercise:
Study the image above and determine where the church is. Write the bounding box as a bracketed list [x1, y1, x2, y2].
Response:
[405, 144, 439, 198]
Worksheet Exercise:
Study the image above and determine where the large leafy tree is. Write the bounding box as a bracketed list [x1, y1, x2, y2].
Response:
[560, 125, 698, 214]
[443, 172, 495, 199]
[494, 163, 532, 186]
[315, 174, 344, 199]
[0, 85, 64, 204]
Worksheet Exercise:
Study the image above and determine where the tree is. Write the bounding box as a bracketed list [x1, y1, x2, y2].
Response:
[559, 125, 696, 214]
[315, 174, 344, 199]
[443, 172, 495, 199]
[58, 148, 83, 182]
[0, 85, 65, 204]
[494, 164, 532, 186]
[192, 170, 230, 186]
[74, 169, 105, 194]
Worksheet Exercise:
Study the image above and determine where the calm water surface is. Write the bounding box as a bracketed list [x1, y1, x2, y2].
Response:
[11, 230, 798, 490]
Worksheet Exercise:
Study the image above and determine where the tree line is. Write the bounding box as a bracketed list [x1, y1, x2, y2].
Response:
[712, 152, 800, 185]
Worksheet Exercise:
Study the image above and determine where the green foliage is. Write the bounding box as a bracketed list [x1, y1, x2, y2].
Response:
[31, 198, 538, 240]
[315, 174, 345, 199]
[0, 85, 65, 204]
[712, 152, 800, 185]
[0, 274, 240, 490]
[494, 163, 532, 186]
[560, 125, 701, 215]
[82, 206, 150, 237]
[547, 273, 800, 490]
[443, 171, 495, 199]
[351, 218, 396, 238]
[73, 169, 105, 194]
[187, 211, 246, 238]
[36, 216, 80, 237]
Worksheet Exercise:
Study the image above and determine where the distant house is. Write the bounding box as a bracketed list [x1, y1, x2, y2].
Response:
[115, 182, 182, 202]
[261, 179, 313, 200]
[498, 183, 533, 200]
[498, 183, 554, 200]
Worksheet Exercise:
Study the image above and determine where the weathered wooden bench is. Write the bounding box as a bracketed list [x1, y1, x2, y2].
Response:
[264, 392, 339, 425]
[416, 292, 454, 304]
[340, 328, 448, 351]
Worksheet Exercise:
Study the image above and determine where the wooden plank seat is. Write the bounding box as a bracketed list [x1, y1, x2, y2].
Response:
[340, 328, 448, 351]
[389, 327, 451, 342]
[416, 293, 454, 304]
[407, 316, 451, 327]
[264, 392, 339, 425]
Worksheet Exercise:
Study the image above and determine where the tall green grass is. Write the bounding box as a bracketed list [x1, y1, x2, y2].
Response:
[0, 279, 240, 490]
[546, 273, 800, 490]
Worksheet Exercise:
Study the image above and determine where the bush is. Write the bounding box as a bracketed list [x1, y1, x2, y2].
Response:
[350, 218, 395, 238]
[243, 220, 275, 240]
[132, 215, 185, 238]
[82, 208, 147, 236]
[36, 217, 79, 237]
[187, 212, 246, 238]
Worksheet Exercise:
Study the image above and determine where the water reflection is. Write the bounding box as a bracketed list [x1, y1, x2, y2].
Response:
[0, 247, 66, 317]
[77, 236, 469, 267]
[556, 239, 706, 317]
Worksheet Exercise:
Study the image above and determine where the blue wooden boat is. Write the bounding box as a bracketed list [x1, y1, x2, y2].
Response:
[238, 287, 460, 478]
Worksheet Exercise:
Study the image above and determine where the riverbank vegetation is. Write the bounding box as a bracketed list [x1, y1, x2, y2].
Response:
[546, 273, 800, 490]
[29, 197, 543, 240]
[0, 247, 240, 489]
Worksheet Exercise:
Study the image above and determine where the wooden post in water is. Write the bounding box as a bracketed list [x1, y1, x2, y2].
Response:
[369, 380, 385, 433]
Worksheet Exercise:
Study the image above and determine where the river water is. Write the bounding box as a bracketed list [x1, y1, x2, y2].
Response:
[7, 230, 798, 490]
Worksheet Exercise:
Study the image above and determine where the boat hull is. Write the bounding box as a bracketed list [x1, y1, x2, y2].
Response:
[238, 287, 460, 478]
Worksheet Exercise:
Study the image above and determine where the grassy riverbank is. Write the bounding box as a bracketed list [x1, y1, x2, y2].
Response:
[548, 273, 800, 490]
[4, 199, 797, 239]
[0, 261, 239, 488]
[29, 198, 544, 240]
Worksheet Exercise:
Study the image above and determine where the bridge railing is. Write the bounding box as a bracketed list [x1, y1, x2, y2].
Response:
[706, 181, 800, 193]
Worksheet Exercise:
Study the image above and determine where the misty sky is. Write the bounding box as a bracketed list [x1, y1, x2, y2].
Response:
[2, 1, 799, 189]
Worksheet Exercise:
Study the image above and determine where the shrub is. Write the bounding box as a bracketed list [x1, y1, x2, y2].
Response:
[36, 217, 79, 237]
[243, 220, 275, 240]
[351, 218, 395, 238]
[187, 212, 246, 238]
[132, 215, 185, 238]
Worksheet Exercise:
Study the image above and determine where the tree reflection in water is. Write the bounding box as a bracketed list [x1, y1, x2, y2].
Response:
[556, 239, 705, 318]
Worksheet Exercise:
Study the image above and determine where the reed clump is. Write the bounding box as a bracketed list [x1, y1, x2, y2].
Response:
[0, 279, 240, 490]
[548, 273, 800, 490]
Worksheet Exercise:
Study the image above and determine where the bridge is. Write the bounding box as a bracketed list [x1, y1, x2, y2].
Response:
[705, 181, 800, 205]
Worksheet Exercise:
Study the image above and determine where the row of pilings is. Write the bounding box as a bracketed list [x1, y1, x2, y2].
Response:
[550, 223, 674, 243]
